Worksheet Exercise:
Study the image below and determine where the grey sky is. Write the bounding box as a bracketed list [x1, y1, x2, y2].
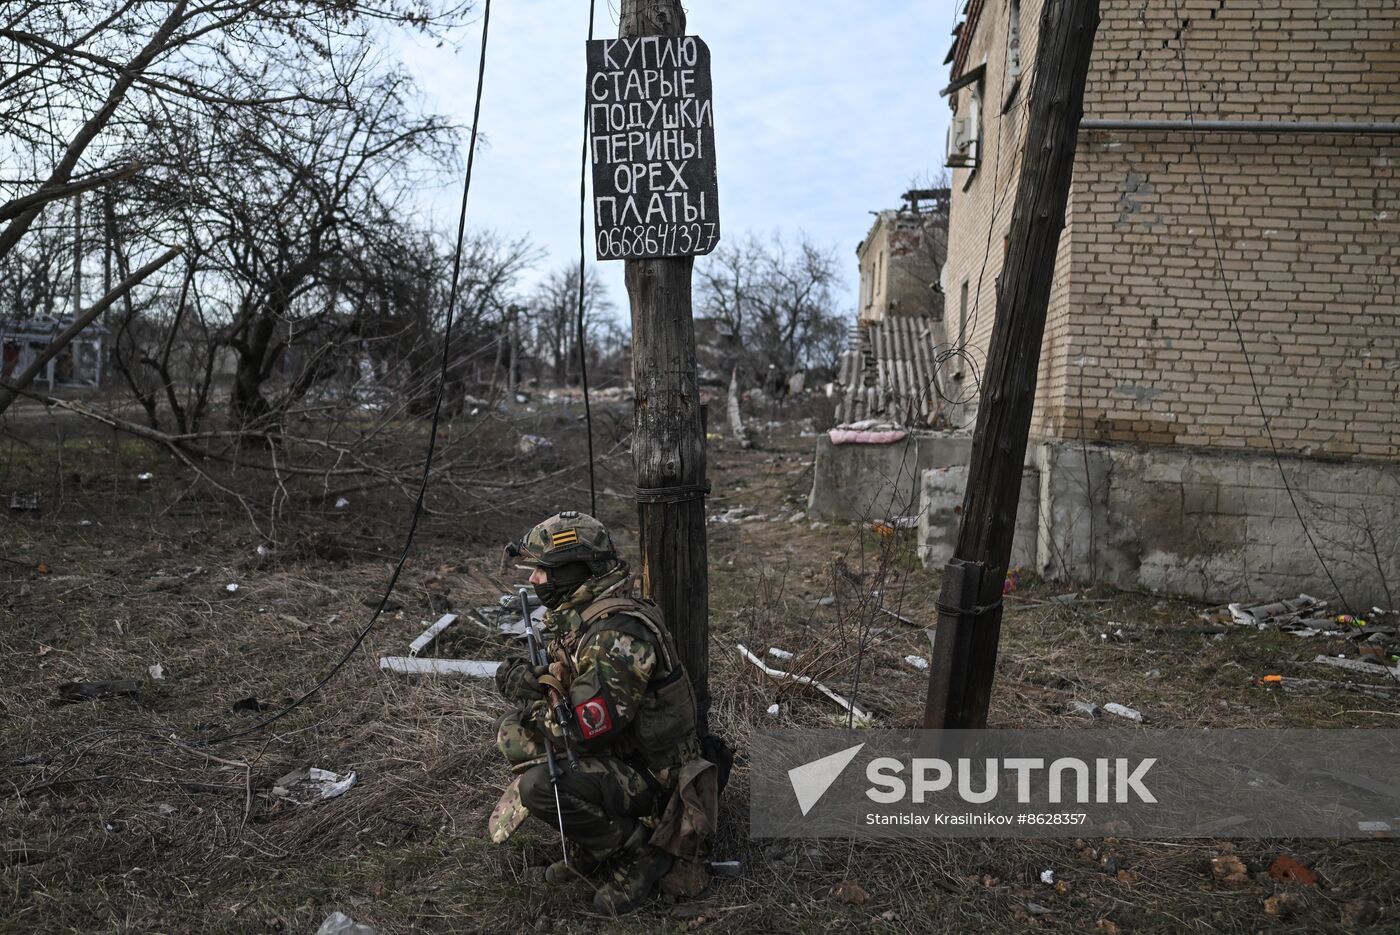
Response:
[394, 1, 961, 318]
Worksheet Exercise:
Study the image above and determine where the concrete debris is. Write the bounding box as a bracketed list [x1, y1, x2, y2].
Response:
[1103, 702, 1143, 722]
[270, 767, 357, 805]
[1311, 654, 1400, 682]
[378, 657, 500, 678]
[736, 643, 871, 725]
[1228, 593, 1325, 628]
[407, 613, 459, 657]
[316, 911, 376, 935]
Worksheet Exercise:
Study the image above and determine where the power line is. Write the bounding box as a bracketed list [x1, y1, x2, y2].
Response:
[576, 0, 599, 517]
[190, 0, 497, 745]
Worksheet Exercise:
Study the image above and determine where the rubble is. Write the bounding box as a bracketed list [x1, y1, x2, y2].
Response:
[736, 643, 871, 725]
[378, 657, 500, 678]
[407, 613, 459, 657]
[1102, 702, 1143, 723]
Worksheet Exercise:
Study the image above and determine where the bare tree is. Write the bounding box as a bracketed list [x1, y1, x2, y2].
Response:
[526, 265, 615, 388]
[695, 233, 846, 393]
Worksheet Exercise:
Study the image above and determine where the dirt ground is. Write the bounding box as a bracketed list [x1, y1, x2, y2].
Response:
[2, 398, 1398, 934]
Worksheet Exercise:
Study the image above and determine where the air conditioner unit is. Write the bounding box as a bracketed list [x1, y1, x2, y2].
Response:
[945, 115, 978, 168]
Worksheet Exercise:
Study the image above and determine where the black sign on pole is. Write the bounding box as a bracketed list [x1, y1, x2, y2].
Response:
[586, 36, 720, 261]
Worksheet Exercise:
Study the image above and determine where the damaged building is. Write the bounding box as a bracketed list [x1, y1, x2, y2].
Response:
[814, 1, 1400, 607]
[836, 189, 954, 427]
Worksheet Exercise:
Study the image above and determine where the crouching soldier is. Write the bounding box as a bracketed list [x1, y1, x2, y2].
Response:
[488, 512, 718, 915]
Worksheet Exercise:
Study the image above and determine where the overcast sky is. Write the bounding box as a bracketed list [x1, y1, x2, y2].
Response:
[393, 0, 961, 319]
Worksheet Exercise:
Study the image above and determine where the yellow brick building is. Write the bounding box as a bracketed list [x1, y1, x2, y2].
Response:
[930, 0, 1400, 605]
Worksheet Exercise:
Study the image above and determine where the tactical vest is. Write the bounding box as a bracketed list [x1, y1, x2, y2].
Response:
[576, 595, 699, 775]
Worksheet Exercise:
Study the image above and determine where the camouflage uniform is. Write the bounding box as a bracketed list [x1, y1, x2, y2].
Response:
[489, 512, 701, 914]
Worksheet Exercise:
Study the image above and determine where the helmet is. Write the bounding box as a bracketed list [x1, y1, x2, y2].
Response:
[509, 511, 618, 572]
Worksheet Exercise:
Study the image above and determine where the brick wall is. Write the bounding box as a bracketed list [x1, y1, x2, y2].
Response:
[945, 0, 1400, 460]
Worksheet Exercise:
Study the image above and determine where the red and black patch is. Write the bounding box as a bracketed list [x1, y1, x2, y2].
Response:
[574, 695, 613, 739]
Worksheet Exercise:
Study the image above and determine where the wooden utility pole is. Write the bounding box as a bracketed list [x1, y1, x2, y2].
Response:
[924, 0, 1101, 729]
[618, 0, 711, 735]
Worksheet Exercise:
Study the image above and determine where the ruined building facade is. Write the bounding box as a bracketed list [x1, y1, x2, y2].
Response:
[928, 0, 1399, 605]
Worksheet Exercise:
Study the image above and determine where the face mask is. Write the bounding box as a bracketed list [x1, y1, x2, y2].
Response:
[534, 562, 592, 609]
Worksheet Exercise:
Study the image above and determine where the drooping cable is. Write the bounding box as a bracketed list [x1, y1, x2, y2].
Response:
[1168, 0, 1350, 610]
[189, 0, 496, 745]
[576, 0, 599, 517]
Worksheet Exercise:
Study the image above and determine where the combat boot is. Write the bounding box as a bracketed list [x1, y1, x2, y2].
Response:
[592, 823, 673, 915]
[543, 843, 605, 885]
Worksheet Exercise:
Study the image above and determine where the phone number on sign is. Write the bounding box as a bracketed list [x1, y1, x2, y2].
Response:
[597, 222, 718, 258]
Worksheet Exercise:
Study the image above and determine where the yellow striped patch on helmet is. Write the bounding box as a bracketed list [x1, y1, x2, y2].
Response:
[551, 529, 579, 546]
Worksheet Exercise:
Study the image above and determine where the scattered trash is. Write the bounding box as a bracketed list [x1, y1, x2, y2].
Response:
[378, 657, 500, 678]
[1025, 902, 1053, 916]
[136, 472, 153, 483]
[407, 613, 459, 657]
[57, 680, 141, 703]
[903, 655, 929, 670]
[1210, 854, 1249, 886]
[830, 880, 870, 905]
[1228, 593, 1326, 628]
[78, 519, 92, 527]
[1069, 701, 1103, 719]
[767, 647, 793, 661]
[514, 392, 529, 404]
[736, 644, 871, 725]
[1267, 854, 1318, 886]
[1003, 567, 1023, 595]
[1259, 674, 1283, 686]
[1039, 869, 1055, 885]
[147, 663, 164, 681]
[786, 511, 806, 523]
[231, 696, 271, 713]
[270, 767, 357, 805]
[517, 434, 554, 455]
[255, 544, 272, 558]
[9, 491, 39, 511]
[765, 703, 781, 716]
[153, 803, 176, 818]
[708, 859, 742, 878]
[817, 595, 835, 607]
[334, 497, 350, 509]
[1103, 702, 1143, 723]
[224, 583, 239, 593]
[35, 563, 49, 575]
[315, 910, 376, 935]
[35, 644, 52, 657]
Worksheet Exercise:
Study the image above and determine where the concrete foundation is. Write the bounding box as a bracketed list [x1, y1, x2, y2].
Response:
[1030, 441, 1400, 608]
[808, 433, 972, 522]
[917, 464, 1041, 572]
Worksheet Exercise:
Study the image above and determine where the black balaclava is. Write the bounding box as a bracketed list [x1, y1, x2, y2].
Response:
[534, 561, 594, 610]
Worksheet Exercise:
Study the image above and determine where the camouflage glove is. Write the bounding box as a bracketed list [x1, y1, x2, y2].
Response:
[496, 657, 548, 702]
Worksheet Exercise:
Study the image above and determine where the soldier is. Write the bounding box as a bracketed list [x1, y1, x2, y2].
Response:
[488, 511, 710, 915]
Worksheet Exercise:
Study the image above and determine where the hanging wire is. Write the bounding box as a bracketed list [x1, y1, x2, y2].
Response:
[1168, 0, 1350, 611]
[576, 0, 600, 517]
[190, 0, 496, 745]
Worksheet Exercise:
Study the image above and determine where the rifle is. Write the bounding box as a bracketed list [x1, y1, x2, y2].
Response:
[519, 587, 578, 864]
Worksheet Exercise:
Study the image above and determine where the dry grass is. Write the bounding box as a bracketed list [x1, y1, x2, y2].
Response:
[2, 403, 1397, 934]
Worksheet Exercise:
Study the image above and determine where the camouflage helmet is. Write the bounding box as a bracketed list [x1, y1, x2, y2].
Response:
[509, 511, 618, 572]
